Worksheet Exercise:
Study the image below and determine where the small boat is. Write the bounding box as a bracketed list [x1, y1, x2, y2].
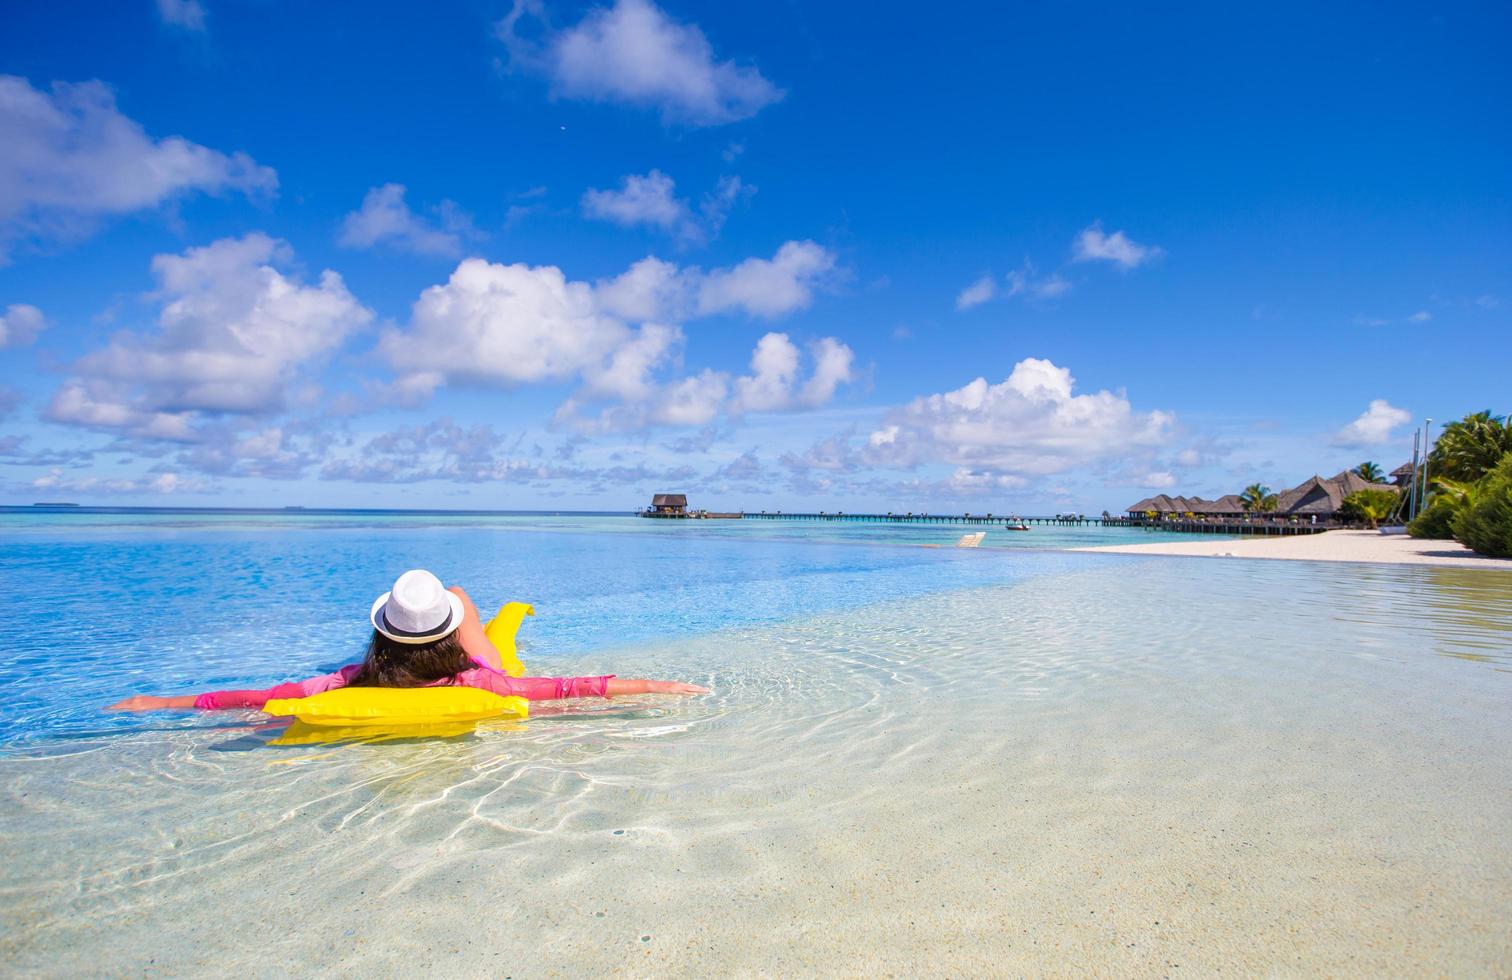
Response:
[1004, 523, 1030, 531]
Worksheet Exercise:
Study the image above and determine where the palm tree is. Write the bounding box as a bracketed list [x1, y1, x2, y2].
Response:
[1340, 489, 1398, 529]
[1354, 461, 1384, 483]
[1240, 483, 1277, 513]
[1430, 411, 1512, 483]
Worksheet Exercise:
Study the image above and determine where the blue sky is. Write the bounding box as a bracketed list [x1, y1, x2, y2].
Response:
[0, 0, 1507, 511]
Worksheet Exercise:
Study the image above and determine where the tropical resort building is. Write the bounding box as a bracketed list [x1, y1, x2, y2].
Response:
[646, 493, 689, 517]
[1126, 470, 1401, 527]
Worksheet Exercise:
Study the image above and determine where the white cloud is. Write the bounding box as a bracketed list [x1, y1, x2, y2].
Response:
[322, 419, 550, 484]
[498, 0, 783, 125]
[1071, 222, 1162, 269]
[156, 0, 206, 30]
[0, 76, 275, 261]
[582, 170, 752, 244]
[801, 337, 855, 408]
[1006, 264, 1071, 299]
[945, 468, 1029, 494]
[0, 303, 45, 348]
[698, 175, 750, 239]
[780, 431, 862, 474]
[956, 263, 1070, 311]
[46, 234, 372, 439]
[695, 240, 835, 317]
[1139, 471, 1177, 489]
[338, 183, 478, 257]
[582, 170, 686, 229]
[594, 240, 835, 321]
[31, 467, 205, 495]
[593, 255, 688, 321]
[955, 275, 996, 311]
[865, 357, 1174, 477]
[649, 370, 730, 426]
[1331, 399, 1412, 447]
[384, 247, 850, 431]
[728, 333, 853, 415]
[382, 257, 666, 394]
[1406, 310, 1432, 323]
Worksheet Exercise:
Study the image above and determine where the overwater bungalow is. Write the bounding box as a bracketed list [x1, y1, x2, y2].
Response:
[1126, 471, 1399, 526]
[647, 493, 688, 516]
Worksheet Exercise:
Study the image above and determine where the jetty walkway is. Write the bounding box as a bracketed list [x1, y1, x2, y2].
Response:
[740, 513, 1330, 535]
[742, 512, 1091, 526]
[641, 510, 1331, 536]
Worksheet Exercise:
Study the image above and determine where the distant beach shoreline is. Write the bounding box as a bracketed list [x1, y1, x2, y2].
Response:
[1074, 528, 1512, 570]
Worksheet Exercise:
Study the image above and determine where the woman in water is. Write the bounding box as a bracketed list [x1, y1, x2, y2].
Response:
[109, 569, 707, 712]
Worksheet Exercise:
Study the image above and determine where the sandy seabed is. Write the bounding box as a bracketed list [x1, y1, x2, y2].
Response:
[3, 557, 1510, 977]
[1075, 528, 1512, 569]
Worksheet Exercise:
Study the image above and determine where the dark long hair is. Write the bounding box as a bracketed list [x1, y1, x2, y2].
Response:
[348, 629, 473, 688]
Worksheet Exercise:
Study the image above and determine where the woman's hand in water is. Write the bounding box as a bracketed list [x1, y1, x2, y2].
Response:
[606, 679, 711, 697]
[106, 695, 198, 711]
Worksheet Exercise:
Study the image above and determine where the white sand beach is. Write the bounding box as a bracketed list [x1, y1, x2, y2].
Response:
[1075, 529, 1512, 569]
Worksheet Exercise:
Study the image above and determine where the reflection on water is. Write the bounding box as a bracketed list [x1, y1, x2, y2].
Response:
[1415, 566, 1512, 663]
[1296, 560, 1512, 666]
[1, 522, 1511, 974]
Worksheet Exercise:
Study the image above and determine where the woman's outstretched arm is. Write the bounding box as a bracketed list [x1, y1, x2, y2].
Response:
[605, 679, 709, 696]
[107, 695, 198, 711]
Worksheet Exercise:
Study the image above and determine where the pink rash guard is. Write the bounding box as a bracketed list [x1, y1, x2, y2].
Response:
[193, 663, 615, 711]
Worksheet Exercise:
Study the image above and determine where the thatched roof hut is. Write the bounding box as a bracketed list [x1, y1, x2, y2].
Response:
[650, 493, 688, 515]
[1275, 471, 1398, 515]
[1126, 493, 1248, 516]
[1127, 475, 1395, 520]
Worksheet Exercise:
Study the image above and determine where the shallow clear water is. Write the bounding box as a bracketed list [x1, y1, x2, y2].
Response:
[1, 512, 1509, 975]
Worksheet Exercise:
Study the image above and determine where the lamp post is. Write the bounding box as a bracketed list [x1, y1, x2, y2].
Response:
[1416, 418, 1432, 516]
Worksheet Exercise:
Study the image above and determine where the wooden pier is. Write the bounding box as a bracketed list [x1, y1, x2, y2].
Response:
[737, 513, 1333, 535]
[638, 499, 1335, 535]
[740, 512, 1093, 526]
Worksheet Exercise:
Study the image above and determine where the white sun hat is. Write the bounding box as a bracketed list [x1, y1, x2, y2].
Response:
[369, 569, 465, 644]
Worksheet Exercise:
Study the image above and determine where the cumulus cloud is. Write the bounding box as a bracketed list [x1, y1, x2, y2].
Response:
[865, 357, 1174, 477]
[320, 417, 698, 487]
[46, 233, 372, 440]
[498, 0, 783, 125]
[1331, 399, 1412, 447]
[156, 0, 206, 30]
[581, 170, 751, 244]
[780, 430, 862, 475]
[381, 257, 669, 396]
[171, 425, 332, 480]
[582, 170, 685, 229]
[695, 240, 835, 317]
[322, 418, 549, 484]
[0, 76, 276, 261]
[1406, 310, 1432, 323]
[0, 303, 45, 348]
[1071, 222, 1162, 269]
[955, 275, 996, 311]
[711, 449, 764, 482]
[731, 333, 854, 413]
[338, 184, 479, 257]
[594, 240, 835, 321]
[31, 467, 205, 495]
[378, 244, 849, 431]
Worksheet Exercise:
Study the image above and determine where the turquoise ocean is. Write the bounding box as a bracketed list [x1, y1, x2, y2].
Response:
[1, 508, 1509, 975]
